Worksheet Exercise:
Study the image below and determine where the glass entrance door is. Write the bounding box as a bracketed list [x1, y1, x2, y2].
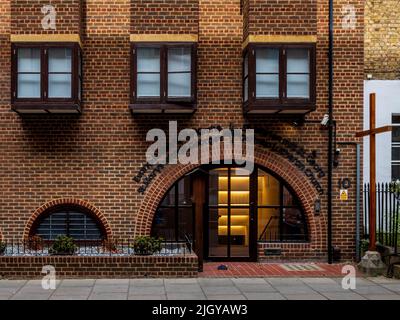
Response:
[207, 167, 252, 260]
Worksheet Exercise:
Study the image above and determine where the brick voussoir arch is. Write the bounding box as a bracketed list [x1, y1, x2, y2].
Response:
[23, 198, 113, 240]
[135, 148, 325, 247]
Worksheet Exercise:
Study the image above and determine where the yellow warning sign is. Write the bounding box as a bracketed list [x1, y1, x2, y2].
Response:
[340, 189, 348, 201]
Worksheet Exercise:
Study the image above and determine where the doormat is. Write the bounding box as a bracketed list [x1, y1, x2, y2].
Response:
[279, 263, 324, 271]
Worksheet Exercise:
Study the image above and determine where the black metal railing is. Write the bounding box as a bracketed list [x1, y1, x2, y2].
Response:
[0, 238, 193, 257]
[363, 183, 400, 252]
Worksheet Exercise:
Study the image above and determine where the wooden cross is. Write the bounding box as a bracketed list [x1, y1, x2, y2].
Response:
[356, 93, 393, 251]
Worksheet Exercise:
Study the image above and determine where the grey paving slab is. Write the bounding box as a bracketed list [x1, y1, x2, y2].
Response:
[321, 292, 367, 300]
[0, 293, 13, 300]
[52, 287, 92, 296]
[198, 278, 234, 287]
[367, 276, 400, 284]
[206, 294, 247, 300]
[351, 285, 394, 295]
[165, 284, 203, 293]
[305, 283, 348, 293]
[88, 292, 128, 300]
[15, 287, 55, 294]
[0, 286, 24, 295]
[3, 277, 400, 300]
[24, 280, 46, 286]
[95, 279, 130, 286]
[284, 293, 327, 300]
[363, 294, 400, 300]
[128, 294, 167, 300]
[202, 286, 242, 295]
[129, 286, 165, 295]
[11, 293, 53, 300]
[300, 278, 338, 285]
[22, 279, 61, 288]
[273, 285, 317, 294]
[380, 283, 400, 292]
[164, 278, 198, 285]
[92, 285, 129, 293]
[265, 278, 305, 286]
[355, 278, 378, 285]
[234, 284, 277, 293]
[60, 279, 96, 287]
[50, 295, 89, 300]
[167, 293, 207, 300]
[0, 280, 27, 287]
[243, 292, 286, 300]
[130, 279, 164, 286]
[231, 278, 268, 285]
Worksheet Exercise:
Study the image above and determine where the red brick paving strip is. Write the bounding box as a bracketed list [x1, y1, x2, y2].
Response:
[200, 263, 361, 278]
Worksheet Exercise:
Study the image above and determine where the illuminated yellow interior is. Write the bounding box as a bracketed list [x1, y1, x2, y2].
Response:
[217, 175, 252, 245]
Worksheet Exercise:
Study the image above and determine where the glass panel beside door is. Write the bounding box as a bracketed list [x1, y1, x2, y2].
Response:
[207, 167, 251, 259]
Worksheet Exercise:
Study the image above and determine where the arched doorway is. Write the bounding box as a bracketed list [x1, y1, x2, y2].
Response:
[152, 165, 308, 262]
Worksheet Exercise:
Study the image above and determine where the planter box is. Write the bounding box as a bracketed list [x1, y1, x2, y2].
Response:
[0, 254, 198, 279]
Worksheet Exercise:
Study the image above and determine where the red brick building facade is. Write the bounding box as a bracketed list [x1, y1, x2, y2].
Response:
[0, 0, 363, 264]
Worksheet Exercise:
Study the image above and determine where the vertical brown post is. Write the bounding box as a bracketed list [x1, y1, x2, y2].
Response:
[369, 93, 377, 251]
[192, 173, 206, 271]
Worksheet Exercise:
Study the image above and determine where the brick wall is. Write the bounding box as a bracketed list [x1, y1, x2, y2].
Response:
[131, 0, 199, 34]
[11, 0, 82, 34]
[0, 255, 198, 279]
[243, 0, 317, 39]
[365, 0, 400, 79]
[0, 0, 364, 263]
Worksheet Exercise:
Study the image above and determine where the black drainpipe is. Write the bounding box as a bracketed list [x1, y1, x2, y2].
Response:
[327, 0, 334, 264]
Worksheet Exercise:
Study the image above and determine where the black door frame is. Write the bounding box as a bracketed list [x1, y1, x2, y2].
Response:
[202, 165, 258, 262]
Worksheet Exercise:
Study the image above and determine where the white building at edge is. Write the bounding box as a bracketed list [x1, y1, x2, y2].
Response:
[364, 80, 400, 184]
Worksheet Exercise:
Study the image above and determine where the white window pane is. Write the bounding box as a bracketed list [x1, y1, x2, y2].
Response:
[287, 49, 309, 73]
[244, 78, 248, 102]
[256, 48, 279, 73]
[17, 74, 40, 98]
[287, 74, 309, 98]
[256, 74, 279, 98]
[168, 73, 191, 97]
[48, 48, 72, 73]
[168, 48, 191, 72]
[137, 73, 160, 97]
[137, 48, 160, 72]
[18, 48, 40, 72]
[48, 74, 72, 98]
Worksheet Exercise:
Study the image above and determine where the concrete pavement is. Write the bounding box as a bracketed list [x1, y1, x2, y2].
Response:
[1, 277, 400, 300]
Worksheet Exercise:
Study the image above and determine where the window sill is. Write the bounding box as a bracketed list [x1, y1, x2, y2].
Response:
[12, 101, 81, 115]
[243, 101, 316, 116]
[130, 103, 197, 114]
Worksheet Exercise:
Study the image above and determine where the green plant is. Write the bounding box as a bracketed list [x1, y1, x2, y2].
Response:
[133, 236, 163, 255]
[49, 235, 76, 256]
[0, 241, 5, 255]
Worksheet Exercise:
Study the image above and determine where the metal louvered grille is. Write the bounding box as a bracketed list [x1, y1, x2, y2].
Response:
[35, 210, 103, 241]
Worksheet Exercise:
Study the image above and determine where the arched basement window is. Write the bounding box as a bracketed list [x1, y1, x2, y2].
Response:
[31, 206, 106, 241]
[257, 168, 308, 242]
[151, 175, 194, 242]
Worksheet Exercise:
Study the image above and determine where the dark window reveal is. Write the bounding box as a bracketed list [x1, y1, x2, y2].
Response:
[243, 44, 316, 115]
[11, 43, 82, 114]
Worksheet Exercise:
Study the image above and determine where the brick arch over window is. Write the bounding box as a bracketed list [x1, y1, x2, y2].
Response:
[23, 198, 112, 240]
[134, 148, 326, 248]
